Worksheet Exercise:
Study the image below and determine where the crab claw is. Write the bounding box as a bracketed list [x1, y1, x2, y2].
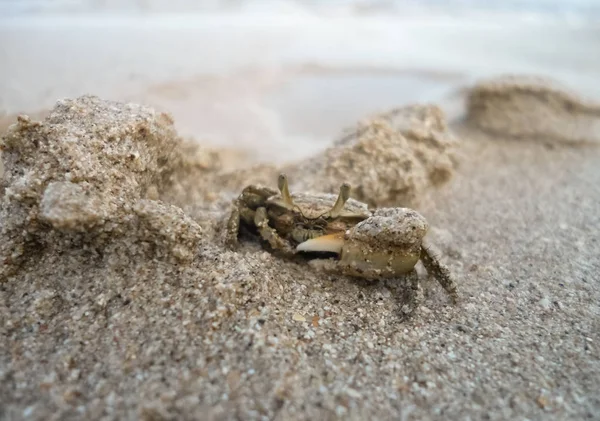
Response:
[338, 208, 429, 279]
[296, 232, 345, 254]
[295, 208, 429, 279]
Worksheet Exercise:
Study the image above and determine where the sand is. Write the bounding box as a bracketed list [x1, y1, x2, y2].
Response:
[466, 75, 600, 145]
[1, 75, 599, 421]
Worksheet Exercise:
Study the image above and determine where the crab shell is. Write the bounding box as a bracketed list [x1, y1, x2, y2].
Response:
[264, 192, 371, 241]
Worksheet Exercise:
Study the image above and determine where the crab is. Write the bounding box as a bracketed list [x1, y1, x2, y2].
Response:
[225, 174, 458, 314]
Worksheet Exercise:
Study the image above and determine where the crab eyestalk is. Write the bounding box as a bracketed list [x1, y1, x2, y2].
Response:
[328, 182, 351, 218]
[277, 173, 295, 209]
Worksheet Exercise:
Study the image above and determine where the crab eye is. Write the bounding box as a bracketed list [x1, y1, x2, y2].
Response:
[328, 182, 351, 218]
[277, 173, 296, 209]
[277, 173, 287, 188]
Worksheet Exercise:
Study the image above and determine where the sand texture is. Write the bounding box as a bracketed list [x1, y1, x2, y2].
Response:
[0, 97, 204, 279]
[1, 77, 599, 421]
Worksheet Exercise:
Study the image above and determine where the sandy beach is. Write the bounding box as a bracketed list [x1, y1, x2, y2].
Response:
[1, 5, 600, 421]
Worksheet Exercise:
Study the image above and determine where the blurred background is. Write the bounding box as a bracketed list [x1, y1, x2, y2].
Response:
[1, 0, 600, 161]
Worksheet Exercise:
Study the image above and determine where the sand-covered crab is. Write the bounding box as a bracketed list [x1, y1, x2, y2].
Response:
[225, 174, 458, 313]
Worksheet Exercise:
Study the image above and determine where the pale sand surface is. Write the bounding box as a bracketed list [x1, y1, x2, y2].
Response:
[1, 76, 599, 421]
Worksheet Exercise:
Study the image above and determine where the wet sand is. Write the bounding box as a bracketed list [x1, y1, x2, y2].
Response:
[1, 75, 599, 420]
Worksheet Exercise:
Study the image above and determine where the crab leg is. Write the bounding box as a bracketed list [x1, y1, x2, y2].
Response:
[254, 207, 296, 256]
[400, 269, 424, 315]
[225, 200, 242, 249]
[225, 184, 278, 249]
[420, 242, 458, 303]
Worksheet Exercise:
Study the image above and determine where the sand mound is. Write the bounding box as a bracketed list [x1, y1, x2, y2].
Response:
[0, 96, 203, 277]
[285, 104, 458, 208]
[465, 74, 600, 144]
